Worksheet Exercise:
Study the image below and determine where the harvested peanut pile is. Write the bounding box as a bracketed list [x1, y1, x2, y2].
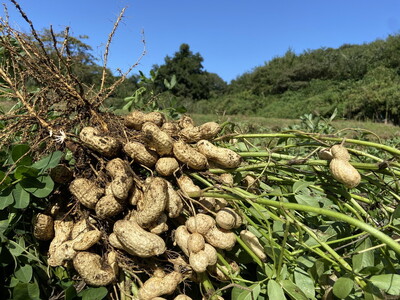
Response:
[34, 110, 250, 300]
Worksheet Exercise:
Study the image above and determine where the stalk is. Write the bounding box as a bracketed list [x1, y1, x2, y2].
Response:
[228, 133, 400, 157]
[187, 191, 400, 256]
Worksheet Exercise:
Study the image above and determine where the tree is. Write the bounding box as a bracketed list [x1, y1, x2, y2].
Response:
[152, 43, 225, 100]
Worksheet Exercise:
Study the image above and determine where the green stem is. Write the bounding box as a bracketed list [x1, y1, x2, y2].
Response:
[187, 191, 400, 256]
[230, 133, 400, 157]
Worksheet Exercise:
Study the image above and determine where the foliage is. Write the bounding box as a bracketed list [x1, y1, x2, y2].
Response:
[0, 146, 61, 299]
[194, 34, 400, 123]
[151, 43, 227, 100]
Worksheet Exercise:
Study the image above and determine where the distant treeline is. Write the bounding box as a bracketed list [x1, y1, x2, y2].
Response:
[191, 34, 400, 124]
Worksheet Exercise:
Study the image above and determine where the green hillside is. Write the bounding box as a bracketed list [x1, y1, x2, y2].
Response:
[190, 35, 400, 124]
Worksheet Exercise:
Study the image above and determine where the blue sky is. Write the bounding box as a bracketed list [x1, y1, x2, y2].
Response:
[3, 0, 400, 82]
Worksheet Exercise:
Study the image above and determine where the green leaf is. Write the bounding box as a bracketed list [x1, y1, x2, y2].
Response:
[64, 285, 78, 300]
[15, 264, 33, 283]
[78, 287, 108, 300]
[20, 175, 54, 198]
[14, 166, 40, 180]
[333, 277, 354, 299]
[0, 170, 12, 188]
[31, 151, 62, 172]
[267, 280, 286, 299]
[231, 283, 261, 300]
[0, 186, 14, 209]
[352, 237, 374, 273]
[282, 279, 308, 300]
[12, 183, 30, 209]
[293, 181, 312, 193]
[370, 274, 400, 295]
[8, 239, 25, 257]
[11, 144, 32, 166]
[294, 194, 319, 207]
[294, 267, 316, 299]
[12, 282, 40, 300]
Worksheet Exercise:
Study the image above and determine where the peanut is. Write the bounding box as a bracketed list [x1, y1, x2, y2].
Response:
[173, 141, 208, 170]
[106, 158, 134, 200]
[135, 177, 168, 227]
[95, 195, 125, 219]
[125, 110, 165, 130]
[240, 230, 266, 261]
[69, 178, 103, 209]
[185, 214, 216, 235]
[155, 157, 179, 177]
[123, 141, 158, 167]
[113, 219, 166, 257]
[79, 127, 120, 158]
[165, 181, 183, 218]
[215, 208, 242, 230]
[197, 140, 241, 168]
[73, 252, 116, 286]
[329, 145, 361, 188]
[33, 213, 54, 241]
[138, 271, 182, 300]
[143, 122, 174, 156]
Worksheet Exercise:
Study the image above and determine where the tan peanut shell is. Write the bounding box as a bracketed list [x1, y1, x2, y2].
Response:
[108, 232, 124, 250]
[123, 141, 158, 167]
[161, 122, 180, 136]
[240, 230, 266, 261]
[125, 111, 165, 130]
[174, 225, 191, 256]
[165, 181, 183, 218]
[106, 158, 134, 200]
[155, 157, 179, 177]
[198, 122, 221, 140]
[48, 219, 74, 257]
[138, 271, 182, 300]
[219, 173, 234, 186]
[95, 195, 125, 219]
[143, 122, 174, 156]
[71, 218, 89, 239]
[196, 140, 241, 168]
[189, 250, 209, 273]
[179, 126, 202, 143]
[330, 158, 361, 188]
[186, 214, 216, 235]
[203, 243, 218, 266]
[48, 240, 77, 267]
[33, 213, 54, 241]
[113, 219, 166, 257]
[187, 232, 205, 254]
[135, 177, 168, 227]
[128, 185, 143, 206]
[204, 226, 236, 250]
[125, 110, 146, 130]
[212, 260, 240, 281]
[318, 148, 334, 160]
[173, 141, 208, 170]
[177, 175, 201, 194]
[215, 208, 242, 230]
[79, 127, 120, 158]
[330, 144, 351, 161]
[178, 115, 195, 129]
[73, 230, 102, 251]
[69, 178, 103, 209]
[73, 252, 116, 286]
[147, 213, 169, 235]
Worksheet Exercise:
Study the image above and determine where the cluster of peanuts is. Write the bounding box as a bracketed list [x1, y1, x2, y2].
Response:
[33, 110, 266, 300]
